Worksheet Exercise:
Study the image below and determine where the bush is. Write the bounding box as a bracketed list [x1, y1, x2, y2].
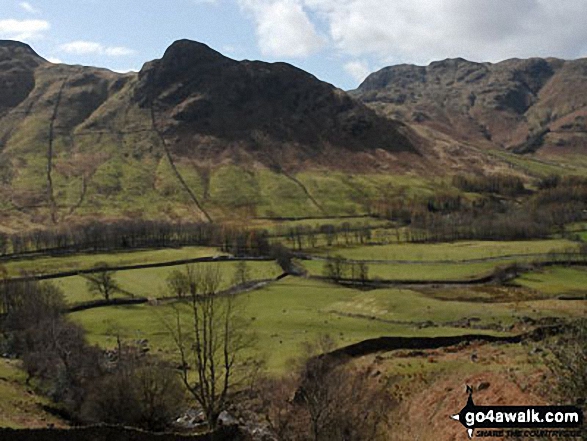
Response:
[546, 319, 587, 408]
[82, 351, 185, 431]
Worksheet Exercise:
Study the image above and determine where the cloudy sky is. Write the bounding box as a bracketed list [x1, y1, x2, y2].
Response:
[1, 0, 587, 90]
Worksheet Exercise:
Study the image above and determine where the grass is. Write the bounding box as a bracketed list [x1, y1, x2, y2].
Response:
[514, 266, 587, 297]
[56, 260, 283, 305]
[310, 239, 578, 262]
[325, 287, 579, 326]
[3, 246, 221, 277]
[300, 258, 511, 281]
[0, 359, 64, 428]
[70, 276, 578, 372]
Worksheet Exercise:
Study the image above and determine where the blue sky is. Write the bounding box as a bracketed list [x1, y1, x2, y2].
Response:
[2, 0, 587, 90]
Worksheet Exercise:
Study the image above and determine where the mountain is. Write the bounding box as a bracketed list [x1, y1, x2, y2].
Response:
[353, 57, 587, 155]
[0, 39, 426, 226]
[0, 41, 584, 229]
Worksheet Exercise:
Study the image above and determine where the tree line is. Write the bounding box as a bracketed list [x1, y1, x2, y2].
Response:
[0, 220, 271, 258]
[375, 174, 587, 243]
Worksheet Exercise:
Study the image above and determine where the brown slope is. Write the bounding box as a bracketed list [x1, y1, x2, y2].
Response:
[0, 40, 45, 116]
[0, 39, 428, 226]
[131, 39, 419, 168]
[353, 57, 587, 155]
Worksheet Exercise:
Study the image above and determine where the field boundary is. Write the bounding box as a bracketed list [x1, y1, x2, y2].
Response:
[3, 256, 274, 283]
[324, 324, 566, 360]
[65, 275, 286, 313]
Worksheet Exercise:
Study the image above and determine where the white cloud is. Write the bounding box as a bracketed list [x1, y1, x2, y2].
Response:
[239, 0, 324, 58]
[110, 67, 139, 73]
[0, 18, 49, 41]
[59, 40, 136, 57]
[104, 46, 136, 56]
[60, 41, 103, 55]
[344, 60, 370, 83]
[47, 57, 62, 64]
[19, 2, 41, 14]
[302, 0, 587, 64]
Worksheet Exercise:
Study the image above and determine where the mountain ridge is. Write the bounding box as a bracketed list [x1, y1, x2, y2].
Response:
[0, 39, 428, 226]
[353, 56, 587, 155]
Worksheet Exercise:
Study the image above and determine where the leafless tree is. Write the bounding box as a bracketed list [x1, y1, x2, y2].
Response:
[166, 264, 253, 430]
[85, 262, 120, 301]
[261, 335, 393, 441]
[233, 260, 251, 286]
[166, 268, 190, 298]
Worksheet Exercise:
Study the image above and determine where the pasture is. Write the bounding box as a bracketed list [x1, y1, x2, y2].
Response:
[69, 276, 584, 372]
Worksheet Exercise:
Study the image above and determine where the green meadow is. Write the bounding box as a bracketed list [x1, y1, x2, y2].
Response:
[513, 266, 587, 297]
[55, 260, 283, 305]
[69, 276, 584, 372]
[311, 239, 578, 262]
[3, 246, 221, 277]
[300, 258, 505, 281]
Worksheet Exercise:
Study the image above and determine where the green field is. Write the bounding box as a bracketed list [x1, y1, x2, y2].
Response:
[55, 260, 283, 305]
[514, 266, 587, 297]
[311, 239, 578, 262]
[69, 278, 493, 371]
[325, 287, 580, 326]
[3, 246, 221, 277]
[300, 258, 511, 281]
[68, 276, 586, 372]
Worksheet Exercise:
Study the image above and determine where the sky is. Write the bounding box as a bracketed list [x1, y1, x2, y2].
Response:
[1, 0, 587, 90]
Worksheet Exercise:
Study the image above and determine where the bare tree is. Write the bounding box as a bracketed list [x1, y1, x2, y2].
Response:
[85, 262, 119, 301]
[323, 255, 349, 282]
[166, 264, 253, 430]
[166, 268, 190, 298]
[357, 261, 369, 286]
[81, 347, 184, 431]
[261, 335, 393, 441]
[233, 260, 251, 286]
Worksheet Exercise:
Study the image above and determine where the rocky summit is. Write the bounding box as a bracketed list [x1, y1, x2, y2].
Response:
[353, 57, 587, 154]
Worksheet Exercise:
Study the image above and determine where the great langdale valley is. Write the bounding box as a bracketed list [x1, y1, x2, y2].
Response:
[0, 37, 585, 441]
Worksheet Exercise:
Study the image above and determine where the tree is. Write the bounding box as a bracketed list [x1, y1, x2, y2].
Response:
[323, 255, 349, 282]
[85, 263, 119, 301]
[167, 264, 253, 430]
[166, 268, 190, 298]
[233, 260, 251, 286]
[261, 335, 393, 441]
[82, 347, 184, 431]
[357, 261, 369, 286]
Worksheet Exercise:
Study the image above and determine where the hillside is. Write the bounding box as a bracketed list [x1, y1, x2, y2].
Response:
[354, 57, 587, 156]
[0, 39, 431, 227]
[0, 41, 585, 228]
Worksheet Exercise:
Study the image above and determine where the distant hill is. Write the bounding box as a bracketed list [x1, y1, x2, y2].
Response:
[353, 57, 587, 155]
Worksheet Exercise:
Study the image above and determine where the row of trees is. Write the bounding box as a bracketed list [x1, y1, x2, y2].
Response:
[281, 223, 373, 250]
[0, 220, 271, 257]
[323, 256, 369, 284]
[374, 175, 587, 243]
[452, 173, 526, 196]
